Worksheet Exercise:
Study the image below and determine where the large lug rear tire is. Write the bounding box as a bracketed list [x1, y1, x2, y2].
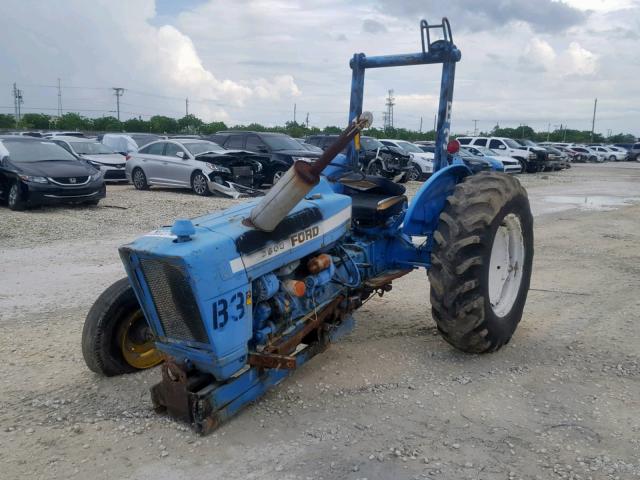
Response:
[82, 278, 162, 376]
[428, 172, 534, 353]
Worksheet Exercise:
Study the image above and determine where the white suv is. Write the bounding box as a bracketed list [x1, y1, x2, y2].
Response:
[457, 137, 537, 172]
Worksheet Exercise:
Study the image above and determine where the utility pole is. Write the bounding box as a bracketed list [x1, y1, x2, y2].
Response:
[13, 83, 23, 127]
[112, 88, 124, 121]
[546, 123, 551, 141]
[590, 98, 597, 142]
[185, 97, 189, 116]
[419, 116, 423, 133]
[433, 114, 437, 132]
[472, 119, 478, 136]
[293, 103, 297, 123]
[384, 89, 395, 130]
[57, 78, 63, 117]
[305, 112, 309, 129]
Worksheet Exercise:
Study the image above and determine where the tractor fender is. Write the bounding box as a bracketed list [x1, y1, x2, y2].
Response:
[402, 163, 471, 236]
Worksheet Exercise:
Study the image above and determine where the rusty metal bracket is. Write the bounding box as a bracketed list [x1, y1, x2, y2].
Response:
[248, 352, 297, 370]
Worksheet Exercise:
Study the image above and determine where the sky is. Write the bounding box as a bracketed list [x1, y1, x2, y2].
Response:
[1, 0, 639, 136]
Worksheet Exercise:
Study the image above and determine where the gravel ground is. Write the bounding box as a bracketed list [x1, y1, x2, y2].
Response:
[1, 163, 639, 480]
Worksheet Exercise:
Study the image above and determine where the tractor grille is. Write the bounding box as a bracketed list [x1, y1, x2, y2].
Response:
[138, 257, 209, 344]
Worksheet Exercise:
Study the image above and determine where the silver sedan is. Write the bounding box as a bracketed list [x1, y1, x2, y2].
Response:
[126, 138, 241, 196]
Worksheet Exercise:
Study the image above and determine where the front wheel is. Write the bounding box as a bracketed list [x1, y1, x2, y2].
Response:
[191, 171, 211, 196]
[82, 278, 162, 376]
[428, 172, 534, 353]
[408, 165, 423, 181]
[366, 161, 383, 176]
[271, 169, 287, 185]
[8, 181, 26, 211]
[132, 168, 149, 190]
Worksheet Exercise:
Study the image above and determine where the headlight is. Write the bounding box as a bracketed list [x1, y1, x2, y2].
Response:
[89, 161, 103, 169]
[19, 175, 48, 184]
[528, 153, 536, 160]
[292, 156, 313, 163]
[206, 162, 231, 174]
[91, 169, 105, 181]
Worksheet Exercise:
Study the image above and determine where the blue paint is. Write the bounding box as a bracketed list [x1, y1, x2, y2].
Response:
[117, 18, 474, 432]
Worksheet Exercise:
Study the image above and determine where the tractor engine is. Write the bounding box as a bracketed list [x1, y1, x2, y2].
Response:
[250, 247, 365, 348]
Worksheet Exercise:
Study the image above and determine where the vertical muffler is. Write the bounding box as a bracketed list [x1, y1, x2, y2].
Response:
[248, 112, 372, 232]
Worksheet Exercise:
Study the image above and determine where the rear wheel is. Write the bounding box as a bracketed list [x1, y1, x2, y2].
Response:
[132, 168, 149, 190]
[7, 181, 26, 211]
[428, 172, 534, 353]
[191, 171, 210, 196]
[82, 277, 162, 376]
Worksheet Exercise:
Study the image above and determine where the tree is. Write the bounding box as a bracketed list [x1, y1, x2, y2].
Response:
[57, 112, 91, 131]
[123, 117, 149, 132]
[200, 121, 228, 135]
[149, 115, 178, 133]
[92, 116, 122, 132]
[0, 114, 15, 128]
[20, 113, 51, 130]
[608, 133, 636, 144]
[177, 114, 204, 133]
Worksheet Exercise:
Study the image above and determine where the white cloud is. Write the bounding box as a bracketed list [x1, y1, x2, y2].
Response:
[525, 38, 557, 67]
[564, 42, 598, 76]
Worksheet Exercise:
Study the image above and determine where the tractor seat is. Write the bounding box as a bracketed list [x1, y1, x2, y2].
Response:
[339, 174, 407, 226]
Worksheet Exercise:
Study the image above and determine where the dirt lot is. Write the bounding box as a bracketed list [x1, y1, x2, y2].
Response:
[1, 163, 639, 480]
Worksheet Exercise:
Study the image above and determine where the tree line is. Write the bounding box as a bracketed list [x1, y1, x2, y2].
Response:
[0, 112, 635, 144]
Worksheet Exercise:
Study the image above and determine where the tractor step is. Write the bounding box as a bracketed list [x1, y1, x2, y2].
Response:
[150, 315, 355, 434]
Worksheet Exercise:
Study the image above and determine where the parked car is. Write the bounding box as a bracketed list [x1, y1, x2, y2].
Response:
[126, 139, 266, 197]
[0, 136, 105, 210]
[456, 148, 497, 174]
[570, 146, 604, 162]
[305, 134, 342, 152]
[460, 145, 522, 174]
[101, 133, 163, 155]
[358, 136, 411, 182]
[543, 146, 572, 169]
[415, 144, 435, 153]
[613, 143, 634, 152]
[207, 131, 320, 184]
[50, 136, 127, 182]
[588, 145, 624, 161]
[629, 143, 640, 161]
[456, 136, 539, 172]
[380, 139, 434, 180]
[42, 131, 86, 139]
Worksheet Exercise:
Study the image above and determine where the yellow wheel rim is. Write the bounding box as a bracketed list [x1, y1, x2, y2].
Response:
[119, 310, 163, 370]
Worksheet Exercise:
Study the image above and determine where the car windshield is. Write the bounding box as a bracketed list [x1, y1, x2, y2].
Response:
[4, 140, 77, 162]
[262, 135, 304, 151]
[70, 141, 114, 155]
[471, 146, 497, 156]
[184, 141, 225, 155]
[504, 139, 522, 148]
[360, 137, 384, 150]
[396, 141, 423, 153]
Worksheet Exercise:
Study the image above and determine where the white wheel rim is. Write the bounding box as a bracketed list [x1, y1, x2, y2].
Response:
[273, 171, 285, 182]
[9, 184, 17, 204]
[488, 213, 525, 317]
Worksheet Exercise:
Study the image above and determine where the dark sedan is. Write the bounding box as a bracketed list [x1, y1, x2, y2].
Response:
[0, 136, 106, 210]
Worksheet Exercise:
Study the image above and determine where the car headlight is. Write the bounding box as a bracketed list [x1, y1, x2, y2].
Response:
[91, 169, 105, 181]
[206, 162, 231, 174]
[528, 153, 536, 160]
[292, 156, 313, 163]
[88, 160, 103, 169]
[19, 175, 48, 184]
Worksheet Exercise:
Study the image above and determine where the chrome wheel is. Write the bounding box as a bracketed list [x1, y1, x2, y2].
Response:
[192, 173, 209, 195]
[488, 213, 525, 317]
[272, 170, 286, 184]
[8, 183, 18, 205]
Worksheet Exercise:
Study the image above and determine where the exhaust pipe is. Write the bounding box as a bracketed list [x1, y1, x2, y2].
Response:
[249, 112, 373, 232]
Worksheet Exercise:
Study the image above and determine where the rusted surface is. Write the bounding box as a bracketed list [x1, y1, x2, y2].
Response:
[248, 352, 297, 370]
[266, 296, 343, 355]
[307, 253, 332, 274]
[364, 269, 412, 288]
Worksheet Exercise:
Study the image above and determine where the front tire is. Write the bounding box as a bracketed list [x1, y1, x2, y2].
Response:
[366, 161, 383, 176]
[408, 165, 423, 181]
[271, 169, 286, 185]
[7, 181, 26, 211]
[428, 172, 534, 353]
[82, 278, 162, 376]
[191, 171, 211, 196]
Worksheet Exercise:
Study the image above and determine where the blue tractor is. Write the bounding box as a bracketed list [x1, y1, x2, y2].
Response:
[82, 19, 534, 434]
